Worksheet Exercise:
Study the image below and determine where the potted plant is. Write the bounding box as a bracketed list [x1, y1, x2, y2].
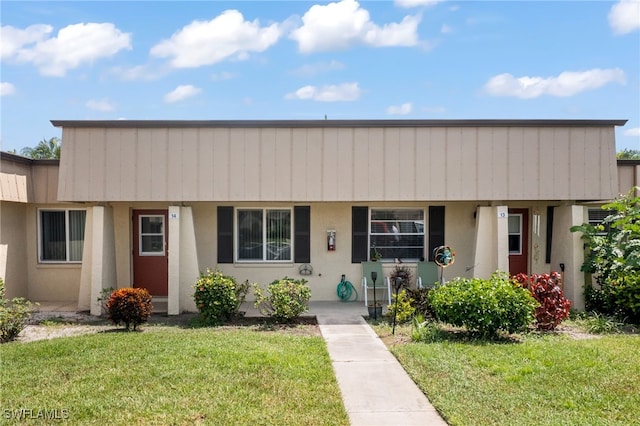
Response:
[370, 245, 382, 261]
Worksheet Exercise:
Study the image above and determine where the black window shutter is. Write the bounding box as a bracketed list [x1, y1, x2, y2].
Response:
[545, 206, 554, 264]
[217, 206, 234, 263]
[352, 206, 368, 263]
[294, 206, 311, 263]
[428, 206, 445, 261]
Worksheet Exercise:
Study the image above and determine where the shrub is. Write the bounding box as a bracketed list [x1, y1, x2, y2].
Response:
[386, 289, 415, 324]
[428, 271, 537, 337]
[106, 287, 152, 331]
[406, 287, 435, 319]
[0, 278, 36, 343]
[411, 314, 445, 343]
[254, 277, 311, 322]
[513, 272, 571, 330]
[610, 275, 640, 323]
[193, 269, 248, 325]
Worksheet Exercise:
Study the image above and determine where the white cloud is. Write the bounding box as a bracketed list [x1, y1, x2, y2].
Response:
[285, 82, 361, 102]
[151, 10, 282, 68]
[110, 64, 167, 81]
[0, 24, 52, 59]
[290, 0, 420, 53]
[440, 24, 453, 34]
[86, 98, 115, 112]
[4, 23, 131, 77]
[609, 0, 640, 35]
[386, 102, 413, 115]
[395, 0, 441, 8]
[164, 85, 202, 103]
[290, 60, 345, 77]
[0, 82, 16, 96]
[483, 68, 626, 99]
[624, 127, 640, 137]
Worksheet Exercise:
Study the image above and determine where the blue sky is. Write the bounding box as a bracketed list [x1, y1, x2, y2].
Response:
[1, 0, 639, 154]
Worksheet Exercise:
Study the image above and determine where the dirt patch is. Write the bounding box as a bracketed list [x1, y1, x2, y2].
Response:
[17, 312, 320, 343]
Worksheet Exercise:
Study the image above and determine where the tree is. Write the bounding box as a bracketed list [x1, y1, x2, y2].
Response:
[20, 137, 61, 159]
[570, 187, 640, 320]
[617, 149, 640, 160]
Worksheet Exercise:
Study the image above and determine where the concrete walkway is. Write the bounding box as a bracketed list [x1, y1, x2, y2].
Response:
[311, 302, 448, 426]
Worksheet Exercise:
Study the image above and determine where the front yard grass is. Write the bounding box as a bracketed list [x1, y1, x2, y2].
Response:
[1, 326, 349, 425]
[374, 322, 640, 426]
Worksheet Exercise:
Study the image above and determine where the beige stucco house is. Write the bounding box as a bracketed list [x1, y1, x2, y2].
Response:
[1, 119, 637, 315]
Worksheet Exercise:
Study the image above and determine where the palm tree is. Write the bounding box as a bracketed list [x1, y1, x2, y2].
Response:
[20, 137, 61, 159]
[616, 149, 640, 160]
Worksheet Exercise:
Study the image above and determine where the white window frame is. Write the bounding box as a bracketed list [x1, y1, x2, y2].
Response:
[235, 207, 293, 263]
[508, 213, 523, 255]
[138, 214, 166, 256]
[369, 208, 425, 262]
[38, 208, 87, 263]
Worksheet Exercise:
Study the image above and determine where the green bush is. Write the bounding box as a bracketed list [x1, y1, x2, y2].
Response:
[194, 269, 248, 325]
[386, 289, 415, 324]
[428, 271, 537, 337]
[0, 278, 36, 343]
[610, 275, 640, 323]
[254, 277, 311, 322]
[106, 287, 152, 331]
[406, 287, 435, 319]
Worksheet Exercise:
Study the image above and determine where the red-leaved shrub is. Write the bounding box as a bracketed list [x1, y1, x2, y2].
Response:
[106, 287, 152, 331]
[513, 272, 571, 330]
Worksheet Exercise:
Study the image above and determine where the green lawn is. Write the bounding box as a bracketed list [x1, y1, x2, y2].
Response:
[375, 323, 640, 426]
[1, 326, 349, 425]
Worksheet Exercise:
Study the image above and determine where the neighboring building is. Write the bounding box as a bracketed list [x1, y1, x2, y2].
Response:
[1, 119, 634, 315]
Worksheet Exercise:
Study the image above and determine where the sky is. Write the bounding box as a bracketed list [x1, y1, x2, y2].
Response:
[1, 0, 639, 154]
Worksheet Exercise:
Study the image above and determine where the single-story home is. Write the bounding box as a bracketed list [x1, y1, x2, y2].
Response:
[1, 119, 637, 315]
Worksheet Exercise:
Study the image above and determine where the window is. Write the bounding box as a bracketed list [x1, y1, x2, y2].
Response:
[508, 214, 522, 254]
[39, 209, 86, 262]
[588, 208, 611, 235]
[139, 215, 165, 256]
[369, 209, 424, 261]
[237, 208, 291, 262]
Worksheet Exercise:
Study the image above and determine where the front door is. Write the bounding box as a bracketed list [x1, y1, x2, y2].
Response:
[133, 210, 168, 296]
[508, 209, 529, 275]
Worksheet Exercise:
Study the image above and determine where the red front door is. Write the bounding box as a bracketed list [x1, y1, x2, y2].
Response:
[508, 209, 529, 276]
[133, 210, 168, 296]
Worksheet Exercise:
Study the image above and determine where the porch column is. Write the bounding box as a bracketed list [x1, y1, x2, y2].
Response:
[167, 206, 180, 315]
[81, 206, 116, 316]
[551, 205, 586, 310]
[167, 206, 200, 315]
[472, 206, 509, 279]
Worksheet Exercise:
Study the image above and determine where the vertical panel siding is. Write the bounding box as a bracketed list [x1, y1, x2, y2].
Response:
[538, 128, 555, 199]
[181, 129, 199, 201]
[136, 129, 153, 200]
[460, 128, 478, 200]
[57, 124, 620, 202]
[491, 128, 509, 199]
[150, 128, 169, 201]
[211, 128, 230, 200]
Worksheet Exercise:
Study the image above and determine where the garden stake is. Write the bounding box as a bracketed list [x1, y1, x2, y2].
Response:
[392, 277, 403, 334]
[371, 271, 378, 320]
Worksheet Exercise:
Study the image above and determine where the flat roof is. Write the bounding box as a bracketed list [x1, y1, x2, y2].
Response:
[51, 119, 628, 129]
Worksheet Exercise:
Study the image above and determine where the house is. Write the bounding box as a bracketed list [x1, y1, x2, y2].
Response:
[1, 119, 635, 315]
